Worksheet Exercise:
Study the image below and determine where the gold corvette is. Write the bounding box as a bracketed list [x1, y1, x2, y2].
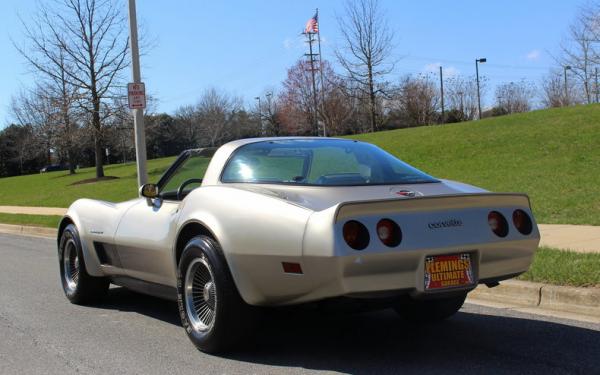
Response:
[57, 137, 540, 352]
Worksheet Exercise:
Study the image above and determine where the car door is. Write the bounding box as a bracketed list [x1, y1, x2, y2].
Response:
[114, 151, 211, 287]
[113, 199, 181, 286]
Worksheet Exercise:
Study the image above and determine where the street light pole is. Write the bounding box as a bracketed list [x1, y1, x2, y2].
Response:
[255, 96, 262, 136]
[127, 0, 147, 189]
[265, 92, 272, 136]
[475, 58, 486, 120]
[564, 65, 572, 106]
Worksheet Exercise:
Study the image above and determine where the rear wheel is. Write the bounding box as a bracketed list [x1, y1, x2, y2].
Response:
[394, 293, 467, 322]
[177, 236, 257, 353]
[58, 224, 109, 304]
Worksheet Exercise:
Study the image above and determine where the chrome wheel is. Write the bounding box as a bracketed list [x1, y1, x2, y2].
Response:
[184, 257, 217, 332]
[62, 239, 79, 293]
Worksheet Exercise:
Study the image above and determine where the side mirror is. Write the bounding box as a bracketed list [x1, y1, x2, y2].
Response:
[140, 183, 159, 199]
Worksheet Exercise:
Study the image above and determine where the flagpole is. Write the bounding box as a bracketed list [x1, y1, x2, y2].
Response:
[315, 8, 327, 137]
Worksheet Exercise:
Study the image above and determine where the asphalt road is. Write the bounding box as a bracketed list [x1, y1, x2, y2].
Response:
[1, 233, 599, 375]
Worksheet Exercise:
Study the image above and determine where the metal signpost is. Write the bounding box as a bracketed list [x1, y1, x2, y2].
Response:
[128, 0, 148, 190]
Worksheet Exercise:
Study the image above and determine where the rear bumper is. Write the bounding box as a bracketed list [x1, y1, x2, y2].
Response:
[228, 237, 538, 306]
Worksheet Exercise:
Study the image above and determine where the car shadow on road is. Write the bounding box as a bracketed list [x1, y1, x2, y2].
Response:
[227, 307, 599, 374]
[95, 286, 181, 326]
[96, 288, 600, 374]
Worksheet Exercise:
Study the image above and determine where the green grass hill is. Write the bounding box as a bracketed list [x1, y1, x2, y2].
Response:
[349, 104, 600, 225]
[0, 104, 598, 225]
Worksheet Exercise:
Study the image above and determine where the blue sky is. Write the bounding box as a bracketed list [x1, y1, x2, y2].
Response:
[0, 0, 583, 128]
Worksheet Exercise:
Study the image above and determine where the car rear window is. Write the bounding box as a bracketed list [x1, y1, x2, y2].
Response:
[221, 139, 438, 186]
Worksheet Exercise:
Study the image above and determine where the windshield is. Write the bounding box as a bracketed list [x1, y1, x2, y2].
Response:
[221, 139, 439, 186]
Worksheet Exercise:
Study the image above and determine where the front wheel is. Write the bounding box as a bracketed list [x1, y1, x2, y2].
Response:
[58, 224, 109, 304]
[394, 293, 467, 322]
[177, 236, 257, 353]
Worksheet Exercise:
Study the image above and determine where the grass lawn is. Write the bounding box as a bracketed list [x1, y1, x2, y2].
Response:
[0, 213, 62, 228]
[519, 247, 600, 287]
[0, 156, 176, 208]
[0, 104, 599, 225]
[349, 104, 600, 225]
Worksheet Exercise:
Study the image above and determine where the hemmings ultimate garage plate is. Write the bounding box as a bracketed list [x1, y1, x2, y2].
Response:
[425, 253, 474, 290]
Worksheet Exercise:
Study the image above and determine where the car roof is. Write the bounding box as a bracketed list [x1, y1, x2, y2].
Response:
[200, 137, 358, 186]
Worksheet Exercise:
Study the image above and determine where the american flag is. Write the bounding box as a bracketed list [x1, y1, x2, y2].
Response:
[304, 12, 318, 34]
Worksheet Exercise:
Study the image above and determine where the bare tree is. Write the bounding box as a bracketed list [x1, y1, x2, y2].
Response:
[541, 70, 580, 107]
[278, 60, 355, 136]
[257, 91, 282, 136]
[336, 0, 395, 132]
[320, 77, 355, 135]
[42, 52, 80, 173]
[196, 88, 243, 147]
[279, 60, 321, 135]
[16, 0, 130, 178]
[556, 5, 598, 104]
[390, 74, 440, 127]
[10, 86, 56, 163]
[495, 80, 536, 114]
[174, 104, 200, 148]
[445, 75, 487, 121]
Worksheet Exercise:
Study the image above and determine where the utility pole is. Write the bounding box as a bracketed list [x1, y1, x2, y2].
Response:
[305, 32, 320, 136]
[439, 66, 445, 123]
[595, 67, 599, 103]
[564, 65, 571, 106]
[127, 0, 148, 189]
[315, 8, 327, 137]
[475, 58, 486, 120]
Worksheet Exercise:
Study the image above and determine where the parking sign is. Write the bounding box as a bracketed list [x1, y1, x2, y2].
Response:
[127, 82, 146, 109]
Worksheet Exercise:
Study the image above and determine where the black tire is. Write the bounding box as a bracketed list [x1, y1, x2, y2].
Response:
[177, 235, 257, 353]
[58, 224, 109, 304]
[394, 293, 467, 322]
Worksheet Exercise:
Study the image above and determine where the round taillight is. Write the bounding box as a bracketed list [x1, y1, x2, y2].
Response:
[488, 211, 509, 237]
[343, 220, 370, 250]
[376, 219, 402, 247]
[513, 209, 533, 235]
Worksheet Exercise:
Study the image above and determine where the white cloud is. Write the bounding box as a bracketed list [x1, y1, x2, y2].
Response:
[526, 49, 541, 61]
[422, 63, 459, 77]
[444, 66, 459, 77]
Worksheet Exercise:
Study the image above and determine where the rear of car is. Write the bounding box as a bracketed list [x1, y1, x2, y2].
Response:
[242, 192, 538, 305]
[319, 193, 536, 293]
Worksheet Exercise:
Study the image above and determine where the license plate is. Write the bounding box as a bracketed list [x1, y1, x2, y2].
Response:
[425, 253, 474, 290]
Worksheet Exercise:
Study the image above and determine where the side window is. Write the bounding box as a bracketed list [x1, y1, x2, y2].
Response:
[160, 155, 211, 198]
[222, 148, 308, 183]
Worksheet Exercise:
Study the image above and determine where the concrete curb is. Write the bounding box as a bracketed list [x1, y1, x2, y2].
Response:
[468, 279, 600, 318]
[0, 223, 57, 239]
